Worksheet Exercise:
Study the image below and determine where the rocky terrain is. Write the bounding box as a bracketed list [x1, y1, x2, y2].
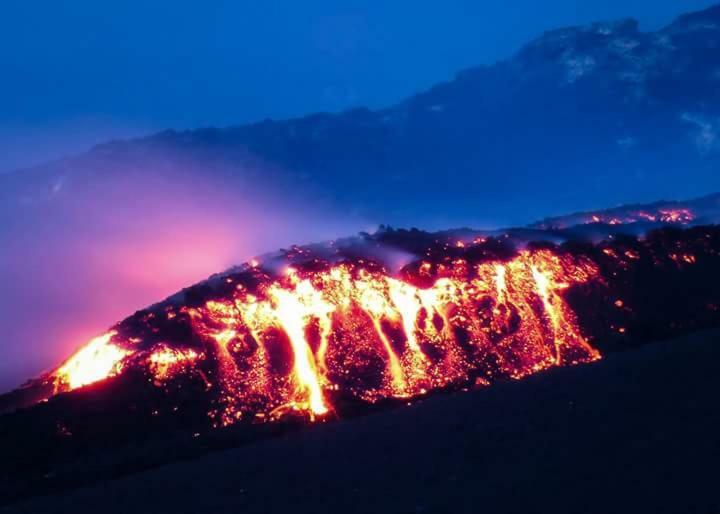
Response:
[4, 329, 718, 514]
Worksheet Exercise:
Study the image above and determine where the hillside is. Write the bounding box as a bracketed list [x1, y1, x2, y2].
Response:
[4, 329, 718, 514]
[2, 197, 720, 506]
[2, 4, 720, 227]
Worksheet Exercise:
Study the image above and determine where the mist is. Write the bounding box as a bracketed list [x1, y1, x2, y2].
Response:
[0, 152, 363, 392]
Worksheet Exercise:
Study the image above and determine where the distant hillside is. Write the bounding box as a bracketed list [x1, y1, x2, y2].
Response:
[529, 192, 720, 229]
[2, 4, 720, 227]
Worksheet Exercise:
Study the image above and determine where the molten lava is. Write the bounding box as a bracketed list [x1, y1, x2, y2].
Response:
[46, 249, 600, 426]
[532, 205, 698, 230]
[5, 197, 720, 506]
[27, 194, 720, 432]
[586, 208, 695, 226]
[54, 332, 129, 392]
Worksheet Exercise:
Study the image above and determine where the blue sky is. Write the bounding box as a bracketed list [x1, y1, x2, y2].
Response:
[0, 0, 716, 173]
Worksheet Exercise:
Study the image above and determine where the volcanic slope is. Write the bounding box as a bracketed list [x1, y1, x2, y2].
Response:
[4, 328, 719, 514]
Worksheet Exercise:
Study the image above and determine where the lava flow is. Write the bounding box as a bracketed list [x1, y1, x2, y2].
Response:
[531, 205, 699, 230]
[48, 249, 599, 426]
[9, 198, 720, 433]
[584, 208, 695, 226]
[53, 331, 129, 392]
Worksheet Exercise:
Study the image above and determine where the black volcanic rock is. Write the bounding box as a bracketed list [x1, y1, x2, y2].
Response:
[4, 329, 720, 514]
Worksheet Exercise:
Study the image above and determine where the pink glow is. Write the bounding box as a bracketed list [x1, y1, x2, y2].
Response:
[0, 156, 362, 391]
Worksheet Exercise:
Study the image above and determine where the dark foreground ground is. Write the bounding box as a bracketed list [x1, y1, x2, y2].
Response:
[4, 330, 720, 514]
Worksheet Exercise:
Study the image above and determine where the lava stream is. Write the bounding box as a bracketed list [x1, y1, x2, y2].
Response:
[50, 249, 600, 425]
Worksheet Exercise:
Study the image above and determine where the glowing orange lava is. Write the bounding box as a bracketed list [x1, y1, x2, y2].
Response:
[584, 208, 695, 226]
[54, 332, 130, 392]
[148, 345, 201, 382]
[535, 206, 697, 230]
[49, 249, 601, 425]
